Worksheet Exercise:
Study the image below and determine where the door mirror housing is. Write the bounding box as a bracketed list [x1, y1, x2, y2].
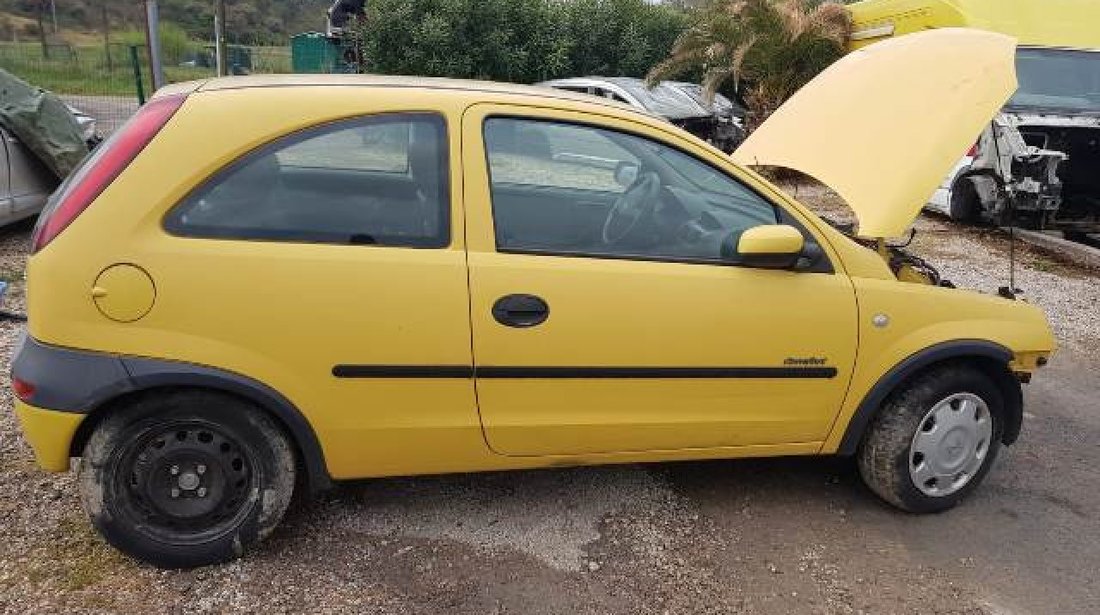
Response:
[735, 225, 805, 269]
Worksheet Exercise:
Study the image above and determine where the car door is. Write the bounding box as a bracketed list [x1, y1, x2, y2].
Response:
[462, 104, 858, 456]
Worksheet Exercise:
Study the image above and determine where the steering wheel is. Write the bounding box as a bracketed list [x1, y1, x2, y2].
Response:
[602, 172, 661, 245]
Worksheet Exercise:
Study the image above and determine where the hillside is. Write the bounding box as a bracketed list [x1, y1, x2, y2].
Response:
[0, 0, 329, 45]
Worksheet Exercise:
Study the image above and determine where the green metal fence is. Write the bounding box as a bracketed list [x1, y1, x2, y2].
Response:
[1, 40, 303, 133]
[0, 42, 146, 133]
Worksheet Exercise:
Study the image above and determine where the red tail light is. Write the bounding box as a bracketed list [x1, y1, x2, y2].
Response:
[966, 141, 981, 158]
[11, 377, 35, 402]
[31, 94, 187, 254]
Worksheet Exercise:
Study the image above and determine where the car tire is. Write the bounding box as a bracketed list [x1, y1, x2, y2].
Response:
[949, 178, 981, 223]
[857, 363, 1004, 513]
[78, 390, 296, 568]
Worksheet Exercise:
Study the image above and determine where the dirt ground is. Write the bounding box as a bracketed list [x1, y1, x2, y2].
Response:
[1, 188, 1098, 614]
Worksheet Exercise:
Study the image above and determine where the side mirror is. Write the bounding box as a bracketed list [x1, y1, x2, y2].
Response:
[736, 225, 805, 269]
[613, 161, 640, 187]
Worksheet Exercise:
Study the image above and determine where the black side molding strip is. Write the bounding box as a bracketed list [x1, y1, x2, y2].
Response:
[331, 365, 838, 379]
[477, 366, 837, 379]
[332, 365, 475, 378]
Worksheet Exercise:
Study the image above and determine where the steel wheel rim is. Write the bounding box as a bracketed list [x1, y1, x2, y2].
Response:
[909, 392, 993, 497]
[112, 420, 258, 545]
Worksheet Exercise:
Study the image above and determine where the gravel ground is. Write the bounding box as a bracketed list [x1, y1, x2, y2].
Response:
[1, 188, 1098, 614]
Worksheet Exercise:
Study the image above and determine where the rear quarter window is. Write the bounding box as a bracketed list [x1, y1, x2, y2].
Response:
[164, 113, 449, 248]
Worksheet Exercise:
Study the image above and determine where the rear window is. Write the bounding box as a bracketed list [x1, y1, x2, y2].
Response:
[164, 113, 449, 248]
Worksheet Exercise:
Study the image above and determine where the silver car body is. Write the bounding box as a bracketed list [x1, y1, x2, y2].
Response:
[0, 126, 57, 226]
[537, 76, 710, 118]
[0, 104, 96, 228]
[537, 77, 744, 152]
[665, 81, 746, 125]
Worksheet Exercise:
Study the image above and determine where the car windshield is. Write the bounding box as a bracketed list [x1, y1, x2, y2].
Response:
[616, 81, 710, 119]
[674, 83, 736, 114]
[1008, 48, 1100, 114]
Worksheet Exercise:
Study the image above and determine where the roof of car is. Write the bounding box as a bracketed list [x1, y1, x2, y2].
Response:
[538, 76, 641, 88]
[535, 76, 715, 120]
[599, 76, 648, 87]
[160, 74, 645, 116]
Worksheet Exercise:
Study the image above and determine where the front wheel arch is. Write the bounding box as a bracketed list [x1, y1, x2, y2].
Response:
[837, 341, 1022, 456]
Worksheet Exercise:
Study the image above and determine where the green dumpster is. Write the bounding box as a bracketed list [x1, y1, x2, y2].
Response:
[292, 32, 341, 73]
[292, 32, 361, 73]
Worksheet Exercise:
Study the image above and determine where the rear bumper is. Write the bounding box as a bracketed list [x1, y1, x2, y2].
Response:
[10, 331, 103, 472]
[10, 332, 133, 413]
[14, 400, 84, 472]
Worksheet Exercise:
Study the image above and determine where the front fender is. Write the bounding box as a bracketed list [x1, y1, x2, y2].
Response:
[822, 279, 1056, 454]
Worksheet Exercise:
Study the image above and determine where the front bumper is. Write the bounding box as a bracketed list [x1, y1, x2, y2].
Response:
[14, 400, 85, 472]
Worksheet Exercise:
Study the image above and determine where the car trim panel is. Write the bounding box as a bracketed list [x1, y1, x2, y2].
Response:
[10, 332, 133, 412]
[332, 365, 839, 379]
[835, 339, 1018, 455]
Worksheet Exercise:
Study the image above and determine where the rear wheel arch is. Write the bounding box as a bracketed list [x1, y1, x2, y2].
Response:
[949, 174, 981, 221]
[837, 340, 1022, 456]
[70, 377, 331, 493]
[78, 388, 297, 568]
[951, 172, 1001, 222]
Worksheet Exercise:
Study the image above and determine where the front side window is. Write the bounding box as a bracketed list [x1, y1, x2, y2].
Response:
[166, 114, 449, 247]
[484, 117, 779, 263]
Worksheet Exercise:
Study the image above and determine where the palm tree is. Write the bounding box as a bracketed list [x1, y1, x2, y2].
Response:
[647, 0, 852, 129]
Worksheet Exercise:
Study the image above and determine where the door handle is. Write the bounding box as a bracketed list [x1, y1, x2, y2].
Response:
[492, 294, 549, 328]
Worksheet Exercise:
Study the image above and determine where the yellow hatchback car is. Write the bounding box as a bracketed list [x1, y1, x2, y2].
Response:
[13, 30, 1055, 568]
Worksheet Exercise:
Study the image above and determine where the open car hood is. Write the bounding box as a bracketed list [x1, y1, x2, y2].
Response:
[732, 29, 1017, 238]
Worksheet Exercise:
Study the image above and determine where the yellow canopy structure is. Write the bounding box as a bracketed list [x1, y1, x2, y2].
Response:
[848, 0, 1100, 50]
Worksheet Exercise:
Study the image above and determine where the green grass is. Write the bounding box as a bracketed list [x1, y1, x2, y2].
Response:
[0, 42, 292, 98]
[1029, 258, 1056, 273]
[0, 265, 24, 283]
[24, 516, 127, 592]
[1, 42, 147, 97]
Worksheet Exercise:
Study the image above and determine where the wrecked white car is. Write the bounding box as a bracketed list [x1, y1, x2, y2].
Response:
[930, 47, 1100, 237]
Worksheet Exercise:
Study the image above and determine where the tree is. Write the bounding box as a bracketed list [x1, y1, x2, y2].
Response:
[646, 0, 851, 128]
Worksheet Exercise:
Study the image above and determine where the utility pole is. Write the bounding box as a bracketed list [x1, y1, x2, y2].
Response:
[102, 4, 112, 71]
[49, 0, 58, 34]
[144, 0, 166, 90]
[36, 0, 48, 59]
[214, 0, 228, 77]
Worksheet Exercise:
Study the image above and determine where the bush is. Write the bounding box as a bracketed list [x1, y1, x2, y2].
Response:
[358, 0, 689, 83]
